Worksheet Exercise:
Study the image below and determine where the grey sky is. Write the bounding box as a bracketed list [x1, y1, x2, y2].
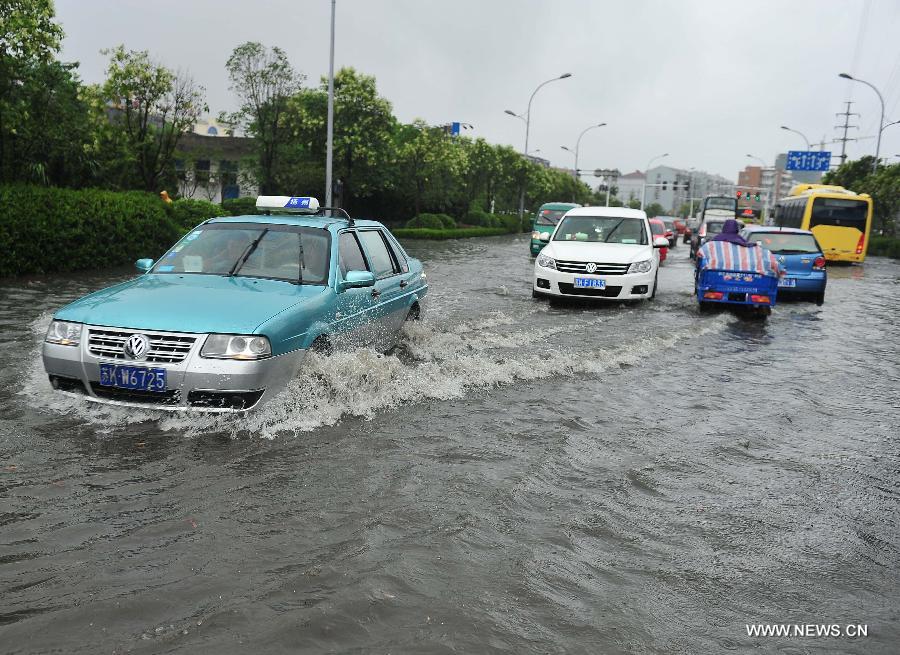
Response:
[57, 0, 900, 181]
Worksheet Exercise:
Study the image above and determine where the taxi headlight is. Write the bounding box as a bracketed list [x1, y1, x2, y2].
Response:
[45, 320, 82, 346]
[201, 334, 272, 360]
[536, 253, 557, 270]
[628, 259, 653, 274]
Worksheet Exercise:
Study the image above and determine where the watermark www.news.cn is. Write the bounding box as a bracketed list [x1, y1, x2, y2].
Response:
[746, 624, 868, 638]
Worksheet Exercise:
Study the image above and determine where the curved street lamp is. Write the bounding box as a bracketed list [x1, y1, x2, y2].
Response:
[780, 125, 811, 150]
[512, 73, 573, 219]
[840, 73, 884, 172]
[641, 153, 669, 210]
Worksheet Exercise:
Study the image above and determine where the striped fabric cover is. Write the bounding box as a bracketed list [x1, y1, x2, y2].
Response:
[697, 241, 780, 277]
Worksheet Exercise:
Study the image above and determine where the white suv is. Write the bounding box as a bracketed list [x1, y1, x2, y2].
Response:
[532, 207, 668, 301]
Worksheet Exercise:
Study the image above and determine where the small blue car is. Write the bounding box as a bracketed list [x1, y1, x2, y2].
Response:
[42, 196, 428, 412]
[740, 226, 827, 305]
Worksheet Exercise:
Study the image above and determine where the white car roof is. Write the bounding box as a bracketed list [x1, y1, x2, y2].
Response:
[564, 206, 648, 219]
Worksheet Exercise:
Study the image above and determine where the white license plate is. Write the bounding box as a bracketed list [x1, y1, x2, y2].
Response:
[574, 278, 605, 289]
[778, 278, 796, 288]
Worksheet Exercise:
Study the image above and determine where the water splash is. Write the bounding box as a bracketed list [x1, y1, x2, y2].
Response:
[22, 310, 729, 438]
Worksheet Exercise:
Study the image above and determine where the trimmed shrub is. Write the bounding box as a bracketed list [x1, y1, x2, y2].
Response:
[221, 196, 260, 216]
[392, 226, 510, 240]
[171, 198, 223, 230]
[499, 214, 521, 233]
[0, 184, 183, 277]
[464, 209, 489, 226]
[869, 235, 900, 259]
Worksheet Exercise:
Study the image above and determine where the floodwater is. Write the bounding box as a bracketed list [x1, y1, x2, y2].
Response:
[1, 236, 898, 654]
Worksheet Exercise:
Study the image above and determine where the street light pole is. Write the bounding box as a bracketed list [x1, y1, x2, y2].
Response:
[640, 153, 668, 210]
[515, 73, 572, 221]
[840, 73, 885, 173]
[324, 0, 336, 212]
[780, 125, 811, 150]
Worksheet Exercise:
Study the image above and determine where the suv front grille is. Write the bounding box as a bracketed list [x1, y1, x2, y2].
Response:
[88, 328, 196, 363]
[555, 260, 630, 275]
[558, 283, 622, 297]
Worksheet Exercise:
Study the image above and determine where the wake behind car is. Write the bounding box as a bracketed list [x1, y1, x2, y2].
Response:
[741, 226, 827, 305]
[530, 202, 580, 255]
[42, 196, 428, 412]
[532, 207, 668, 301]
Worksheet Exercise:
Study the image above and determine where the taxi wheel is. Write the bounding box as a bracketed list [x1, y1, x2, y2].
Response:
[406, 303, 421, 321]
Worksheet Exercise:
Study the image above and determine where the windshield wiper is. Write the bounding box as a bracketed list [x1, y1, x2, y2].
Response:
[604, 219, 626, 242]
[229, 229, 268, 277]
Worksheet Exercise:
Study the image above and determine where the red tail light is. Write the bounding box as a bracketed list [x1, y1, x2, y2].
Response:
[813, 256, 826, 270]
[750, 294, 771, 304]
[703, 291, 723, 300]
[855, 234, 865, 254]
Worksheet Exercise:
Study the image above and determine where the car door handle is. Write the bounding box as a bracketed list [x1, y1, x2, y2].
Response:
[371, 288, 381, 299]
[399, 279, 409, 288]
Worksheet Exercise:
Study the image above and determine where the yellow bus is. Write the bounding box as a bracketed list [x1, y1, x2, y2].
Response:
[774, 184, 873, 263]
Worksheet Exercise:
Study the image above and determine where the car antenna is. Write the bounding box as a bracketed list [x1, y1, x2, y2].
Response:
[319, 207, 354, 226]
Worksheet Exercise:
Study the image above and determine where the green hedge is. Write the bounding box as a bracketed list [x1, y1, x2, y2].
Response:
[869, 235, 900, 259]
[406, 213, 456, 229]
[170, 198, 224, 230]
[0, 185, 184, 277]
[392, 226, 510, 240]
[221, 196, 260, 216]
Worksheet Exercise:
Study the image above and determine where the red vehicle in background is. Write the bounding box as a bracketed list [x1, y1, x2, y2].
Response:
[649, 218, 669, 264]
[672, 218, 686, 235]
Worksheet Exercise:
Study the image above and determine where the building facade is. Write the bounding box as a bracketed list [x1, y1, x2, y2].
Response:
[175, 130, 258, 204]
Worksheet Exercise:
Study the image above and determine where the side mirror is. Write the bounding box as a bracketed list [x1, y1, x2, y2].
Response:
[339, 270, 376, 291]
[653, 236, 669, 248]
[539, 232, 551, 241]
[135, 258, 154, 272]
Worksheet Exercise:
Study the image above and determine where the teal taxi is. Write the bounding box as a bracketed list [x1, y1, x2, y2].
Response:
[42, 196, 428, 412]
[530, 202, 580, 255]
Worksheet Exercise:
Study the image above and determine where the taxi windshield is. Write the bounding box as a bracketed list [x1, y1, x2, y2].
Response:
[151, 223, 331, 284]
[554, 216, 648, 244]
[536, 209, 569, 225]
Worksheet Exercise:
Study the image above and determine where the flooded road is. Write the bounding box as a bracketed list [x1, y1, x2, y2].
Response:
[1, 236, 899, 654]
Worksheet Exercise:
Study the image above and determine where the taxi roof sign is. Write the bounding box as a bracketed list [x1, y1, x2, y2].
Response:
[255, 196, 320, 213]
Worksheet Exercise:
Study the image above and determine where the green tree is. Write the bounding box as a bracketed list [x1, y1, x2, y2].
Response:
[225, 42, 304, 194]
[101, 46, 206, 191]
[824, 156, 900, 235]
[0, 0, 65, 180]
[644, 202, 665, 217]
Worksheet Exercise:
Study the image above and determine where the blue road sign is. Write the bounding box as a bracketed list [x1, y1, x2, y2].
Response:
[786, 150, 832, 171]
[451, 122, 460, 136]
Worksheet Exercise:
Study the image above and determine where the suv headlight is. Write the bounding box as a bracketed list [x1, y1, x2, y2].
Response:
[628, 259, 653, 274]
[531, 231, 541, 240]
[45, 320, 82, 346]
[536, 253, 557, 270]
[201, 334, 272, 360]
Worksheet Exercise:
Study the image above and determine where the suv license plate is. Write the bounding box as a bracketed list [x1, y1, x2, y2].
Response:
[99, 364, 167, 392]
[574, 278, 605, 289]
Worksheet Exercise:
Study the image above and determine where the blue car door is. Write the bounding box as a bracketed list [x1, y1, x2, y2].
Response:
[357, 229, 407, 350]
[333, 230, 379, 348]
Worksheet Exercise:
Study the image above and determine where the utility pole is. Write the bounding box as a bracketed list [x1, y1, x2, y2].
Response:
[834, 101, 859, 166]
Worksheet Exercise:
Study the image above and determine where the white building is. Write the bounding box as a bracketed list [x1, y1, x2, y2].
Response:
[616, 170, 645, 204]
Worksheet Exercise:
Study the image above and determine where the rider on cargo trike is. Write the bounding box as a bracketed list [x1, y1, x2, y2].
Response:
[695, 219, 784, 317]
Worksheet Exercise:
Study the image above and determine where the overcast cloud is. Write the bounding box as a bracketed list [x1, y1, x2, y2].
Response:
[57, 0, 900, 181]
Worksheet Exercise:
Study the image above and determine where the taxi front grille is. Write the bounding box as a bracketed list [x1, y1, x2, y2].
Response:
[90, 384, 181, 405]
[88, 329, 196, 363]
[555, 260, 630, 275]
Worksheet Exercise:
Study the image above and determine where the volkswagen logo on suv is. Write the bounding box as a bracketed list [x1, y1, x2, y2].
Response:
[123, 334, 150, 361]
[585, 262, 597, 273]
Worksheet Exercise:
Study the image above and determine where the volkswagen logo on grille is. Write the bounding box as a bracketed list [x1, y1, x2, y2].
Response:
[585, 262, 597, 273]
[123, 334, 150, 361]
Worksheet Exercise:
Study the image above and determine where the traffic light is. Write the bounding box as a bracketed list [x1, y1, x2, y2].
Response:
[754, 192, 761, 202]
[736, 191, 743, 198]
